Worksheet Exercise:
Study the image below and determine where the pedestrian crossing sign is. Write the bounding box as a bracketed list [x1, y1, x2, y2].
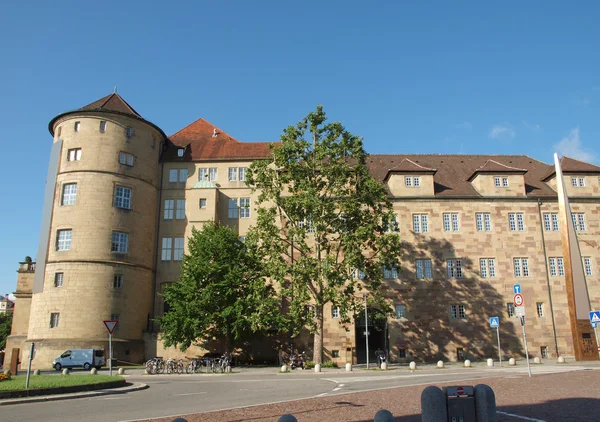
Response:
[489, 317, 499, 328]
[590, 311, 600, 324]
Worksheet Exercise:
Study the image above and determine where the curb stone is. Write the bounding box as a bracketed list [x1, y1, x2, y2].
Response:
[0, 382, 148, 406]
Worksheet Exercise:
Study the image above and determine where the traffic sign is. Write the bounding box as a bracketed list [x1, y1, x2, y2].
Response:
[103, 320, 119, 334]
[514, 294, 524, 307]
[513, 284, 521, 294]
[489, 317, 499, 328]
[589, 311, 600, 324]
[515, 306, 526, 317]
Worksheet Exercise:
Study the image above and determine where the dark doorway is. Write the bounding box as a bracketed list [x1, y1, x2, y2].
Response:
[355, 308, 387, 364]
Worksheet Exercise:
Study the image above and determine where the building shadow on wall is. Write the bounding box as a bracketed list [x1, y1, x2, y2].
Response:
[385, 233, 524, 362]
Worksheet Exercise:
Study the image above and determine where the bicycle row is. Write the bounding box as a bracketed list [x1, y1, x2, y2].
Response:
[145, 354, 232, 375]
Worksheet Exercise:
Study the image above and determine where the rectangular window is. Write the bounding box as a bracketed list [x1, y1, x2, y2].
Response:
[298, 219, 315, 233]
[198, 168, 208, 181]
[480, 258, 496, 278]
[199, 198, 207, 208]
[413, 177, 420, 187]
[447, 259, 463, 279]
[57, 229, 72, 251]
[475, 213, 492, 232]
[239, 236, 246, 242]
[584, 257, 593, 276]
[579, 177, 585, 187]
[209, 168, 218, 181]
[332, 307, 340, 319]
[169, 169, 178, 182]
[332, 350, 340, 358]
[119, 152, 134, 166]
[50, 313, 60, 328]
[164, 200, 174, 219]
[395, 304, 405, 318]
[228, 198, 239, 219]
[113, 275, 123, 289]
[502, 177, 509, 187]
[507, 303, 515, 318]
[514, 257, 529, 277]
[240, 198, 251, 218]
[356, 269, 365, 280]
[494, 177, 501, 187]
[54, 272, 64, 288]
[68, 148, 82, 161]
[405, 176, 412, 187]
[126, 127, 133, 137]
[228, 167, 238, 181]
[176, 199, 186, 219]
[443, 213, 459, 232]
[111, 232, 128, 253]
[399, 349, 407, 358]
[537, 302, 544, 317]
[509, 213, 525, 231]
[571, 177, 585, 187]
[74, 121, 80, 132]
[57, 126, 62, 137]
[416, 259, 432, 279]
[571, 177, 578, 187]
[61, 183, 77, 206]
[114, 186, 132, 209]
[413, 214, 428, 233]
[450, 305, 466, 319]
[458, 305, 466, 319]
[572, 213, 586, 231]
[173, 237, 184, 261]
[179, 168, 188, 182]
[543, 213, 560, 231]
[383, 266, 398, 279]
[161, 238, 172, 261]
[99, 121, 107, 133]
[239, 167, 247, 181]
[177, 148, 184, 157]
[384, 216, 399, 233]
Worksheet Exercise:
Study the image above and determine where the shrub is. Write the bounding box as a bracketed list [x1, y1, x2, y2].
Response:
[0, 373, 12, 381]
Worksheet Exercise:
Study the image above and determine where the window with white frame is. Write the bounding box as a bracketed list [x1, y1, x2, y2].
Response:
[169, 168, 187, 183]
[480, 258, 496, 278]
[119, 152, 134, 166]
[549, 257, 564, 277]
[173, 237, 184, 261]
[443, 213, 460, 232]
[228, 167, 238, 181]
[164, 200, 174, 219]
[494, 177, 501, 187]
[239, 167, 247, 181]
[176, 199, 186, 219]
[513, 257, 529, 277]
[199, 198, 207, 208]
[537, 302, 544, 317]
[541, 346, 548, 358]
[332, 307, 340, 318]
[61, 183, 77, 206]
[228, 198, 239, 219]
[114, 186, 132, 209]
[475, 213, 492, 232]
[111, 232, 128, 253]
[298, 219, 315, 233]
[405, 176, 412, 187]
[74, 121, 81, 132]
[57, 229, 72, 251]
[198, 168, 208, 181]
[68, 148, 82, 161]
[508, 213, 525, 231]
[383, 266, 398, 279]
[413, 214, 428, 233]
[113, 274, 123, 289]
[447, 259, 463, 279]
[177, 148, 184, 157]
[240, 198, 251, 218]
[99, 121, 107, 132]
[126, 127, 133, 137]
[54, 272, 64, 287]
[416, 259, 432, 279]
[209, 168, 217, 181]
[571, 213, 586, 231]
[50, 313, 60, 328]
[571, 177, 585, 187]
[395, 304, 405, 318]
[384, 215, 399, 233]
[543, 213, 559, 231]
[507, 303, 515, 318]
[413, 177, 420, 187]
[502, 177, 509, 187]
[451, 304, 466, 319]
[161, 238, 172, 261]
[584, 257, 593, 276]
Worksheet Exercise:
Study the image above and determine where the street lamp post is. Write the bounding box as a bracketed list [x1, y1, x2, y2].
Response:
[364, 294, 369, 370]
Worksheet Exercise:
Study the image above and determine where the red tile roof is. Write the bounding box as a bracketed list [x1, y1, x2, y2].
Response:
[385, 158, 437, 179]
[542, 156, 600, 180]
[165, 118, 275, 161]
[79, 93, 142, 118]
[467, 159, 527, 181]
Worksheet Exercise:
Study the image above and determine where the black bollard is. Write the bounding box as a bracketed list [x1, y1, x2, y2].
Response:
[278, 414, 298, 422]
[373, 409, 394, 421]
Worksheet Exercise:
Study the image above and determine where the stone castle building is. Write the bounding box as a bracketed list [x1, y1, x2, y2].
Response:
[6, 93, 600, 368]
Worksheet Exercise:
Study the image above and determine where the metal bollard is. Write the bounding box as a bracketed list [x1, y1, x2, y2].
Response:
[373, 409, 394, 421]
[278, 414, 298, 422]
[421, 385, 447, 421]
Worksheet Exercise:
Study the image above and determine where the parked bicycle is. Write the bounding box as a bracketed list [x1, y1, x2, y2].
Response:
[144, 357, 165, 374]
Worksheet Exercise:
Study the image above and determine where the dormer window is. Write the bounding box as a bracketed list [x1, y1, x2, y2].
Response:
[571, 177, 585, 187]
[405, 176, 420, 187]
[494, 176, 509, 187]
[405, 177, 412, 187]
[177, 148, 184, 157]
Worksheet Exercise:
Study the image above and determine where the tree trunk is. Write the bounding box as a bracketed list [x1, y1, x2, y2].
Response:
[313, 305, 324, 364]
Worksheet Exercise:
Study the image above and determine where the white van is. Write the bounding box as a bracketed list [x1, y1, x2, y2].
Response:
[53, 349, 106, 371]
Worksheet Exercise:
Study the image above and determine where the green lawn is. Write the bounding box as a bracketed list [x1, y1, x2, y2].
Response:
[0, 375, 123, 391]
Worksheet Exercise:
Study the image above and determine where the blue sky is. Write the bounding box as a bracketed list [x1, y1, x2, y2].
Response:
[0, 1, 599, 294]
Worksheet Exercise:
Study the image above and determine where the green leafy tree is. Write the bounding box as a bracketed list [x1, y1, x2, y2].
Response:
[157, 222, 282, 352]
[247, 106, 403, 363]
[0, 312, 13, 351]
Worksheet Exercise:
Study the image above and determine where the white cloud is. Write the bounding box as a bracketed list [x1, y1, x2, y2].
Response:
[522, 121, 541, 132]
[489, 124, 515, 140]
[553, 128, 596, 163]
[453, 122, 472, 130]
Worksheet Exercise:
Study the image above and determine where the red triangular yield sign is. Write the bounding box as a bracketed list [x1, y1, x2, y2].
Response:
[104, 320, 119, 334]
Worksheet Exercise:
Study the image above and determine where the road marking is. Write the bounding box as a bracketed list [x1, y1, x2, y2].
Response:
[316, 393, 328, 397]
[95, 397, 131, 400]
[497, 411, 547, 421]
[172, 392, 207, 396]
[332, 387, 342, 391]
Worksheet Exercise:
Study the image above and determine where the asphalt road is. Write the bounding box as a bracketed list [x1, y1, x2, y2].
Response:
[2, 363, 597, 422]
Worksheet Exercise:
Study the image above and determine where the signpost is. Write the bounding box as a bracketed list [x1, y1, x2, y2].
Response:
[25, 342, 35, 389]
[590, 311, 600, 358]
[514, 285, 531, 377]
[103, 320, 119, 376]
[490, 317, 501, 366]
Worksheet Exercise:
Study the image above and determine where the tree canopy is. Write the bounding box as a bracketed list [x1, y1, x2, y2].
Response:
[247, 105, 403, 363]
[157, 222, 282, 352]
[0, 312, 13, 351]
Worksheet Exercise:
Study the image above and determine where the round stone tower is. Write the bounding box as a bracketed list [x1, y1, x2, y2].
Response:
[26, 93, 166, 367]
